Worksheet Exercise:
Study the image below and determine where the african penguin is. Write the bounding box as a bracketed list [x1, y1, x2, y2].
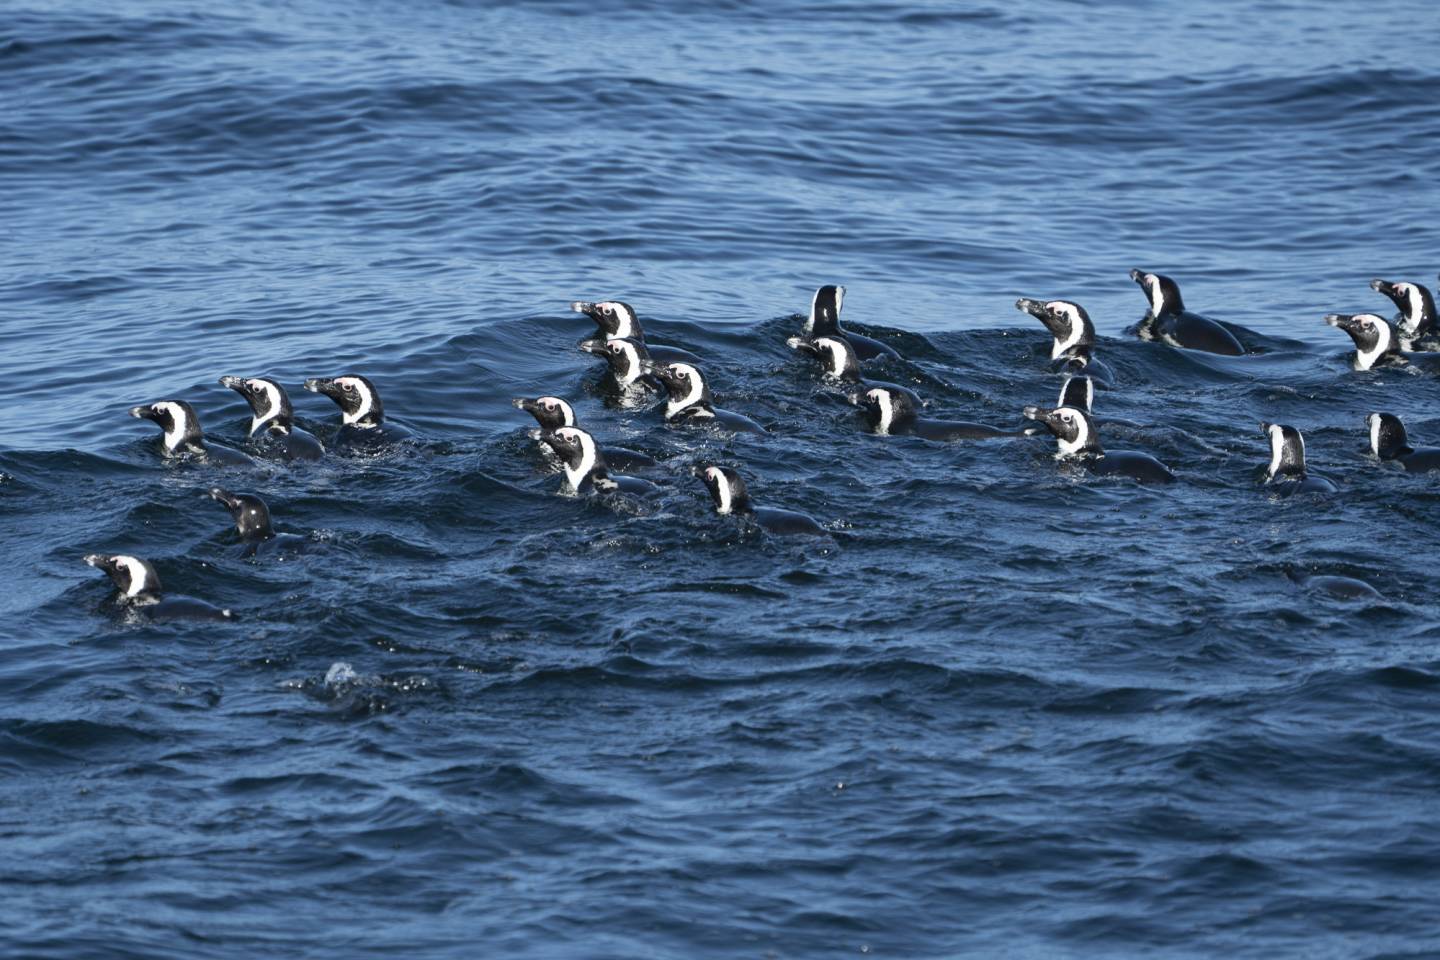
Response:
[540, 426, 660, 496]
[511, 396, 657, 472]
[83, 554, 234, 621]
[218, 376, 323, 461]
[798, 285, 899, 360]
[579, 336, 661, 397]
[1371, 278, 1439, 351]
[786, 335, 923, 408]
[208, 487, 307, 557]
[692, 462, 825, 536]
[647, 362, 768, 434]
[863, 386, 1022, 441]
[1366, 413, 1440, 472]
[303, 375, 414, 443]
[1323, 313, 1402, 371]
[130, 400, 253, 466]
[1128, 270, 1246, 356]
[1014, 298, 1117, 387]
[1022, 405, 1175, 483]
[569, 300, 700, 365]
[1260, 422, 1336, 494]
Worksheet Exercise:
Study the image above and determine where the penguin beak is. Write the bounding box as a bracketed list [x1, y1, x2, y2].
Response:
[83, 553, 111, 571]
[209, 487, 241, 510]
[1129, 268, 1147, 286]
[1258, 421, 1274, 434]
[1015, 298, 1064, 337]
[1370, 279, 1393, 295]
[690, 461, 713, 479]
[218, 375, 245, 392]
[570, 301, 598, 317]
[304, 377, 340, 399]
[785, 336, 821, 357]
[578, 339, 606, 356]
[1324, 314, 1356, 334]
[129, 404, 159, 421]
[512, 397, 539, 414]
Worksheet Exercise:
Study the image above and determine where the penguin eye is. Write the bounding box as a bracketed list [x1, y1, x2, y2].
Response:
[601, 306, 614, 317]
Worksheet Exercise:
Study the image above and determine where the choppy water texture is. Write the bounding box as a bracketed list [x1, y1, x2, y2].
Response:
[5, 1, 1440, 956]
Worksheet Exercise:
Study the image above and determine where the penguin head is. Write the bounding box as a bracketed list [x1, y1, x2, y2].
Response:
[1260, 422, 1307, 480]
[1366, 412, 1412, 461]
[1015, 298, 1095, 358]
[1057, 375, 1094, 413]
[304, 375, 384, 427]
[1022, 404, 1099, 457]
[209, 487, 275, 541]
[861, 386, 918, 436]
[129, 399, 204, 453]
[805, 284, 845, 336]
[219, 375, 293, 436]
[84, 553, 161, 603]
[511, 395, 575, 432]
[571, 300, 641, 340]
[1324, 313, 1395, 370]
[692, 462, 753, 516]
[1370, 279, 1435, 337]
[787, 334, 860, 382]
[580, 336, 651, 384]
[648, 362, 714, 418]
[541, 426, 609, 491]
[1129, 269, 1184, 317]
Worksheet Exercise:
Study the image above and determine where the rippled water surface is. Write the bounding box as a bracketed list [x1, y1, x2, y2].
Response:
[5, 1, 1440, 956]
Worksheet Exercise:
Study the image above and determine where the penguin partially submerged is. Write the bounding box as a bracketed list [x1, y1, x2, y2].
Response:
[1022, 405, 1175, 483]
[797, 284, 899, 361]
[786, 334, 922, 408]
[208, 487, 308, 558]
[578, 336, 661, 399]
[1128, 270, 1246, 356]
[1259, 422, 1336, 495]
[569, 300, 700, 365]
[647, 362, 768, 434]
[511, 396, 657, 472]
[1366, 413, 1440, 472]
[863, 386, 1021, 441]
[218, 375, 324, 461]
[303, 375, 414, 445]
[541, 426, 660, 496]
[130, 400, 254, 466]
[1324, 313, 1403, 371]
[1370, 278, 1440, 351]
[1014, 298, 1116, 387]
[83, 554, 234, 621]
[692, 462, 826, 536]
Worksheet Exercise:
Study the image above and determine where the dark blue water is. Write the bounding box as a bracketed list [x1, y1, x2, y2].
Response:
[5, 1, 1440, 955]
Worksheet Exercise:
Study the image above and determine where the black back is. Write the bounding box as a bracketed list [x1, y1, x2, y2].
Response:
[210, 487, 276, 541]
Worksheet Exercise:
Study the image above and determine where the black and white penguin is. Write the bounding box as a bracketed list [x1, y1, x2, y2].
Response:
[1022, 405, 1175, 483]
[798, 284, 899, 360]
[218, 375, 324, 461]
[863, 386, 1021, 441]
[1014, 298, 1117, 386]
[129, 400, 253, 466]
[578, 336, 660, 397]
[569, 300, 700, 365]
[1323, 313, 1402, 371]
[511, 396, 657, 472]
[1260, 422, 1336, 494]
[786, 334, 923, 408]
[303, 375, 413, 444]
[1128, 270, 1246, 356]
[1370, 278, 1440, 351]
[1366, 412, 1440, 472]
[692, 462, 825, 536]
[83, 553, 234, 621]
[208, 487, 307, 557]
[647, 362, 768, 434]
[540, 426, 659, 496]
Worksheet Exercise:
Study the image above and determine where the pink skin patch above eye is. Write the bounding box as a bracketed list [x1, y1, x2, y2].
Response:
[706, 467, 723, 484]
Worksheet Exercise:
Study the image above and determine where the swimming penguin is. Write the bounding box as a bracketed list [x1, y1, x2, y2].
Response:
[1259, 422, 1336, 495]
[129, 400, 253, 466]
[647, 362, 768, 434]
[1284, 566, 1382, 601]
[510, 396, 657, 471]
[578, 336, 660, 398]
[785, 334, 923, 408]
[1013, 298, 1117, 386]
[1023, 376, 1142, 435]
[540, 426, 660, 496]
[798, 285, 899, 361]
[82, 554, 234, 621]
[692, 462, 826, 536]
[1323, 313, 1402, 371]
[863, 386, 1020, 440]
[1370, 278, 1440, 351]
[1022, 405, 1176, 483]
[1366, 412, 1440, 472]
[1128, 270, 1246, 356]
[569, 300, 700, 364]
[218, 375, 324, 461]
[208, 487, 307, 557]
[303, 375, 413, 444]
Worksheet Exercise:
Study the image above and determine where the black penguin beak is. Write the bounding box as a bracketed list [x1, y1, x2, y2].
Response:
[208, 487, 242, 510]
[1129, 268, 1146, 286]
[785, 336, 820, 356]
[83, 553, 116, 573]
[304, 377, 340, 399]
[218, 375, 245, 392]
[1324, 314, 1356, 334]
[1370, 279, 1393, 295]
[1014, 298, 1047, 320]
[1259, 421, 1273, 434]
[690, 461, 714, 479]
[129, 405, 159, 421]
[570, 300, 599, 318]
[512, 397, 538, 414]
[578, 339, 606, 356]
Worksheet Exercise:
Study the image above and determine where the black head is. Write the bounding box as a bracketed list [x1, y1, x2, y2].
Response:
[1370, 278, 1436, 336]
[1015, 298, 1095, 358]
[1367, 412, 1412, 461]
[805, 284, 845, 337]
[512, 395, 576, 432]
[861, 386, 919, 435]
[84, 553, 162, 603]
[649, 362, 715, 417]
[1260, 421, 1307, 480]
[1324, 313, 1396, 371]
[1022, 404, 1100, 456]
[1130, 269, 1185, 317]
[304, 375, 384, 427]
[787, 334, 861, 382]
[540, 426, 611, 491]
[581, 336, 652, 384]
[219, 375, 294, 435]
[691, 461, 754, 516]
[1057, 375, 1094, 413]
[209, 487, 275, 541]
[129, 399, 205, 453]
[570, 300, 642, 340]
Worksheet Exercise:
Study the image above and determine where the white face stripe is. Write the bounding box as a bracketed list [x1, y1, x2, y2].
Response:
[1145, 274, 1166, 317]
[834, 285, 845, 319]
[869, 388, 895, 435]
[1047, 301, 1083, 358]
[599, 302, 637, 339]
[116, 556, 150, 597]
[247, 378, 283, 435]
[335, 376, 374, 424]
[1054, 406, 1089, 456]
[546, 397, 576, 426]
[155, 401, 189, 450]
[665, 363, 706, 418]
[805, 288, 820, 334]
[1354, 315, 1391, 370]
[615, 341, 642, 383]
[1368, 414, 1382, 457]
[706, 466, 734, 514]
[818, 337, 847, 377]
[1266, 425, 1285, 478]
[554, 427, 597, 490]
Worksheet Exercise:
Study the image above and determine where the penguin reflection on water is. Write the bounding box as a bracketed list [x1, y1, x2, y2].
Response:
[542, 426, 660, 496]
[82, 554, 234, 621]
[797, 284, 899, 361]
[303, 375, 413, 444]
[218, 376, 323, 461]
[1127, 270, 1246, 356]
[1022, 405, 1176, 483]
[1259, 422, 1336, 495]
[692, 462, 825, 536]
[1366, 413, 1440, 472]
[786, 334, 922, 408]
[1370, 278, 1440, 351]
[569, 300, 700, 365]
[1013, 298, 1116, 387]
[511, 396, 657, 472]
[208, 488, 308, 558]
[130, 400, 254, 466]
[647, 362, 769, 435]
[863, 386, 1022, 441]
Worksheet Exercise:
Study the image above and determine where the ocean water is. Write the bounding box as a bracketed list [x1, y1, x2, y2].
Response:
[4, 0, 1440, 956]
